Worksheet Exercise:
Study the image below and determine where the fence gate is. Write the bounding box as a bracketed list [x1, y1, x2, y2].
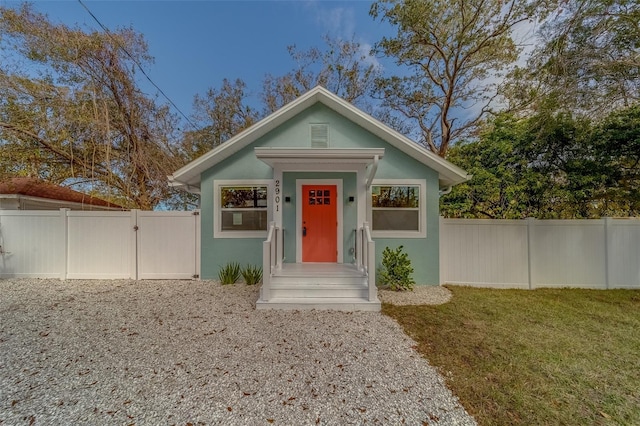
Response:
[0, 209, 200, 280]
[136, 211, 200, 280]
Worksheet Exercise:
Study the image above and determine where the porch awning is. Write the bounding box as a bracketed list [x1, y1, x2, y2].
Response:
[255, 148, 384, 188]
[255, 147, 384, 167]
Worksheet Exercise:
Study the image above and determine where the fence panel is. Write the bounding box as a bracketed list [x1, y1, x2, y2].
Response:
[608, 219, 640, 288]
[66, 211, 135, 279]
[530, 220, 606, 289]
[441, 218, 640, 289]
[440, 219, 530, 288]
[136, 211, 199, 279]
[0, 210, 64, 278]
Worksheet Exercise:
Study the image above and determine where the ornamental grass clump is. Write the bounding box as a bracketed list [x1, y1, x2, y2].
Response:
[379, 245, 415, 291]
[241, 264, 263, 285]
[218, 262, 241, 285]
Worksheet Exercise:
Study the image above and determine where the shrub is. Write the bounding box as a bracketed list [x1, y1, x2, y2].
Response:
[241, 264, 263, 285]
[379, 245, 415, 291]
[218, 262, 241, 285]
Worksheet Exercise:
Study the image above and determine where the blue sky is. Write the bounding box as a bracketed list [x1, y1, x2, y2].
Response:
[2, 0, 393, 122]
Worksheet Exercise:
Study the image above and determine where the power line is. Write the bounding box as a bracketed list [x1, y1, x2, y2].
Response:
[77, 0, 198, 130]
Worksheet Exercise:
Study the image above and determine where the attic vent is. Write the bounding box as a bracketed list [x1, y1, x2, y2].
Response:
[310, 124, 329, 148]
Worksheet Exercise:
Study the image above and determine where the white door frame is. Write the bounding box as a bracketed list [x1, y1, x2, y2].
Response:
[296, 179, 344, 263]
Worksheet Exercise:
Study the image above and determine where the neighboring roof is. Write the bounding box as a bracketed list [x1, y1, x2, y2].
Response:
[168, 86, 470, 190]
[0, 177, 123, 209]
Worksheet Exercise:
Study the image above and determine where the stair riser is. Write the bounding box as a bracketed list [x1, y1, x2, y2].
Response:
[256, 301, 381, 312]
[271, 276, 367, 286]
[270, 288, 368, 298]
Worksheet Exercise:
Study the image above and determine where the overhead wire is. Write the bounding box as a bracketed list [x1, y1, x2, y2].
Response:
[77, 0, 198, 130]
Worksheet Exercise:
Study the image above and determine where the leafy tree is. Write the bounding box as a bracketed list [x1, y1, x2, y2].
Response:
[443, 105, 640, 219]
[442, 114, 549, 219]
[261, 35, 381, 114]
[507, 0, 640, 116]
[370, 0, 554, 157]
[443, 113, 610, 219]
[0, 4, 183, 209]
[592, 103, 640, 215]
[182, 78, 258, 160]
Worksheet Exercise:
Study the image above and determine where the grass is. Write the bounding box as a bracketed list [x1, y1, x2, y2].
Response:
[383, 286, 640, 425]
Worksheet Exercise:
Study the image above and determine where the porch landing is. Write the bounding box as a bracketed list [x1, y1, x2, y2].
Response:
[256, 263, 381, 312]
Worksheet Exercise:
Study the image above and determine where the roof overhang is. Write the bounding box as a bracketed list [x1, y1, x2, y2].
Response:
[0, 194, 124, 211]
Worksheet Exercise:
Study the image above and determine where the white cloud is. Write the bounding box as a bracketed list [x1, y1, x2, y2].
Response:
[316, 6, 356, 37]
[301, 1, 381, 70]
[358, 41, 382, 71]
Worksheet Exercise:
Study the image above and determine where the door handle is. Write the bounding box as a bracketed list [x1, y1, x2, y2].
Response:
[303, 226, 307, 237]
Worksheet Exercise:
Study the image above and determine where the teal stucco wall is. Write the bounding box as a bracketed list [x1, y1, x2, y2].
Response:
[199, 103, 441, 284]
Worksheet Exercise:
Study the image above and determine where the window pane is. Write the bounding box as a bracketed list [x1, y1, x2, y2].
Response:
[372, 209, 419, 231]
[221, 186, 267, 208]
[221, 210, 268, 231]
[372, 186, 419, 208]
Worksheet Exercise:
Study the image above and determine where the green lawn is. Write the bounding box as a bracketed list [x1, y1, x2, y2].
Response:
[383, 287, 640, 425]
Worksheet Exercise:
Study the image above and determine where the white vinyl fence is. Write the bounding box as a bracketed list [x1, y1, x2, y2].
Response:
[0, 209, 200, 280]
[440, 218, 640, 289]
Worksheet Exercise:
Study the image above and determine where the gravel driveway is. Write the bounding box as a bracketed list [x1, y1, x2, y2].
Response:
[0, 279, 475, 425]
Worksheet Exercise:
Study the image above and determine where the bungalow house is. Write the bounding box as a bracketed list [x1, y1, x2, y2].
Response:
[169, 86, 469, 311]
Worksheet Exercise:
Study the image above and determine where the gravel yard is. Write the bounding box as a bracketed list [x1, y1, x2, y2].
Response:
[0, 279, 474, 425]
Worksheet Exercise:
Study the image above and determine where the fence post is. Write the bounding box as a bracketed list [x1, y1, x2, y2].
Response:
[604, 217, 611, 289]
[131, 209, 139, 280]
[195, 209, 201, 280]
[439, 216, 444, 285]
[60, 208, 69, 280]
[526, 217, 534, 290]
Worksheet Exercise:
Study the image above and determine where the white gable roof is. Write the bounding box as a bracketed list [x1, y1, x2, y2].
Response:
[168, 86, 469, 191]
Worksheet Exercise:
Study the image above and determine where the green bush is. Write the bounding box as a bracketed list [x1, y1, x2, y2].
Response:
[241, 264, 263, 285]
[218, 262, 241, 285]
[379, 245, 415, 291]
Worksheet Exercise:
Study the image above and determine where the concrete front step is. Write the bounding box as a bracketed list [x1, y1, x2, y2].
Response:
[258, 263, 378, 311]
[255, 297, 381, 312]
[270, 274, 367, 286]
[269, 284, 368, 299]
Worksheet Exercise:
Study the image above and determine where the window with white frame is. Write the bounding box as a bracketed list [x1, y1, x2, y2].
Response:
[371, 180, 426, 237]
[215, 180, 271, 238]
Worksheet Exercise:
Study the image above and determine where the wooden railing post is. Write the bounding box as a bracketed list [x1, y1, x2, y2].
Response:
[363, 222, 377, 302]
[276, 226, 284, 267]
[355, 228, 361, 270]
[262, 222, 276, 302]
[262, 239, 271, 301]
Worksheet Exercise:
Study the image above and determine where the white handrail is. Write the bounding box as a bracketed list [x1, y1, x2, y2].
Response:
[361, 222, 377, 302]
[262, 221, 277, 301]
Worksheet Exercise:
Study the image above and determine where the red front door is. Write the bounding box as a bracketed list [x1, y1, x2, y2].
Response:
[302, 185, 337, 262]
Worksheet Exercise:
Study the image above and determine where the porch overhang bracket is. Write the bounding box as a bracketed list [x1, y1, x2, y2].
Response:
[366, 155, 379, 190]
